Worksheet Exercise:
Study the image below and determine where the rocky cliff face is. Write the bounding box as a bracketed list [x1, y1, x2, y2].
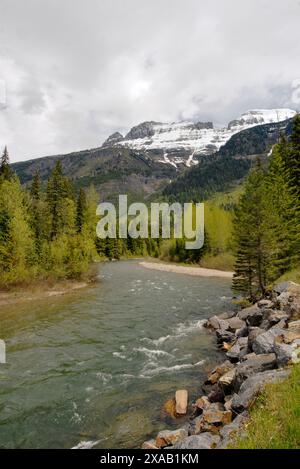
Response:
[103, 109, 296, 168]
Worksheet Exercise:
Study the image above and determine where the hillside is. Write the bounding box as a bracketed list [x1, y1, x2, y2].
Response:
[12, 110, 294, 202]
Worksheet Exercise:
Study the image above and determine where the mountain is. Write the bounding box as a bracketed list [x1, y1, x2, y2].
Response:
[163, 117, 296, 202]
[102, 109, 296, 167]
[12, 109, 296, 202]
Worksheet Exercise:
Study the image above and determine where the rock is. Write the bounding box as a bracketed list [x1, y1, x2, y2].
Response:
[216, 329, 235, 344]
[217, 412, 248, 448]
[273, 281, 295, 295]
[288, 320, 300, 330]
[226, 343, 241, 362]
[224, 397, 233, 411]
[277, 291, 292, 309]
[218, 311, 237, 320]
[258, 299, 273, 308]
[274, 340, 294, 367]
[206, 361, 234, 384]
[195, 396, 211, 412]
[174, 433, 220, 449]
[235, 353, 277, 390]
[207, 385, 224, 403]
[219, 368, 236, 389]
[156, 428, 188, 448]
[231, 369, 290, 413]
[268, 310, 289, 326]
[235, 325, 249, 338]
[248, 327, 264, 351]
[175, 390, 188, 415]
[226, 317, 246, 332]
[202, 408, 232, 426]
[141, 439, 158, 449]
[252, 328, 283, 354]
[238, 304, 263, 326]
[205, 315, 222, 330]
[205, 316, 229, 330]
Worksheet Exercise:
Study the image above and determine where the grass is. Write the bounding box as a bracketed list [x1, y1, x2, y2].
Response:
[274, 268, 300, 285]
[200, 252, 235, 271]
[232, 365, 300, 449]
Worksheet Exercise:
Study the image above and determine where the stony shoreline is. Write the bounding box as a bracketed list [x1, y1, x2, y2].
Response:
[142, 281, 300, 449]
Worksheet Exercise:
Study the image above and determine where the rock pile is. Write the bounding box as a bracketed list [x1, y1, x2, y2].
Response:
[141, 281, 300, 449]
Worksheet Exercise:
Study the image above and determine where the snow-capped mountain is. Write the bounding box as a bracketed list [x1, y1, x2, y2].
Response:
[102, 109, 296, 168]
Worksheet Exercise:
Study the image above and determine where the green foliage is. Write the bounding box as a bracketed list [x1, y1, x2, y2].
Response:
[0, 146, 14, 181]
[233, 115, 300, 299]
[0, 157, 100, 287]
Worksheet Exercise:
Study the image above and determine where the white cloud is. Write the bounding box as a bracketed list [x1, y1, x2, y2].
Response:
[0, 0, 299, 162]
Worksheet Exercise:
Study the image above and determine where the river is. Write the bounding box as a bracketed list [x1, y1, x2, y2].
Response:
[0, 260, 232, 448]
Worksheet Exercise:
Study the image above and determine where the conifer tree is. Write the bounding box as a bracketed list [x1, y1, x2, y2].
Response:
[0, 146, 13, 181]
[232, 161, 269, 299]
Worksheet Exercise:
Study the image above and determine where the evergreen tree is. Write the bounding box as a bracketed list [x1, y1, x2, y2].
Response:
[30, 171, 41, 200]
[0, 146, 13, 181]
[232, 161, 269, 299]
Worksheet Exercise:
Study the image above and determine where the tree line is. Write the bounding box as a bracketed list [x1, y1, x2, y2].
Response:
[0, 151, 163, 287]
[232, 115, 300, 299]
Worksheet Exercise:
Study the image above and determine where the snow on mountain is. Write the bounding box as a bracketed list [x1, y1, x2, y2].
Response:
[102, 109, 296, 167]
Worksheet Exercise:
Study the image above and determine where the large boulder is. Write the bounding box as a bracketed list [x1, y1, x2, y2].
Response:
[231, 369, 290, 413]
[235, 353, 277, 390]
[156, 428, 188, 448]
[274, 340, 294, 367]
[238, 304, 263, 326]
[175, 390, 188, 415]
[226, 317, 246, 332]
[216, 329, 235, 344]
[252, 328, 284, 354]
[189, 407, 232, 435]
[267, 310, 289, 327]
[174, 433, 220, 449]
[248, 327, 264, 350]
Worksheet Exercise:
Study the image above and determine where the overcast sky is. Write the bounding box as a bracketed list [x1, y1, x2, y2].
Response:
[0, 0, 300, 162]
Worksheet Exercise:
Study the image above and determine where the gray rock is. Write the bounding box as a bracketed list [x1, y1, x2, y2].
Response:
[274, 341, 294, 367]
[235, 353, 277, 389]
[232, 369, 291, 413]
[174, 433, 220, 449]
[268, 310, 289, 326]
[226, 317, 246, 332]
[273, 281, 294, 294]
[216, 329, 235, 344]
[248, 327, 265, 350]
[226, 343, 241, 362]
[238, 304, 260, 321]
[258, 299, 273, 308]
[252, 328, 283, 354]
[217, 412, 249, 448]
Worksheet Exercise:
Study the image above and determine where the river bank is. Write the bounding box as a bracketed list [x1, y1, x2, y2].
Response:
[0, 278, 93, 307]
[142, 281, 300, 449]
[140, 261, 233, 278]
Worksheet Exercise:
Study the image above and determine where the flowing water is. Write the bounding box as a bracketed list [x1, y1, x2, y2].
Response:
[0, 260, 232, 449]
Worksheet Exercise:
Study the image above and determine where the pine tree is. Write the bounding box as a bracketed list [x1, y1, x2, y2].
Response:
[232, 161, 269, 299]
[0, 146, 13, 181]
[30, 171, 41, 200]
[283, 115, 300, 197]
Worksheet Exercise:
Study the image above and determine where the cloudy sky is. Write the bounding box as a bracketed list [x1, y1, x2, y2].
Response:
[0, 0, 300, 162]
